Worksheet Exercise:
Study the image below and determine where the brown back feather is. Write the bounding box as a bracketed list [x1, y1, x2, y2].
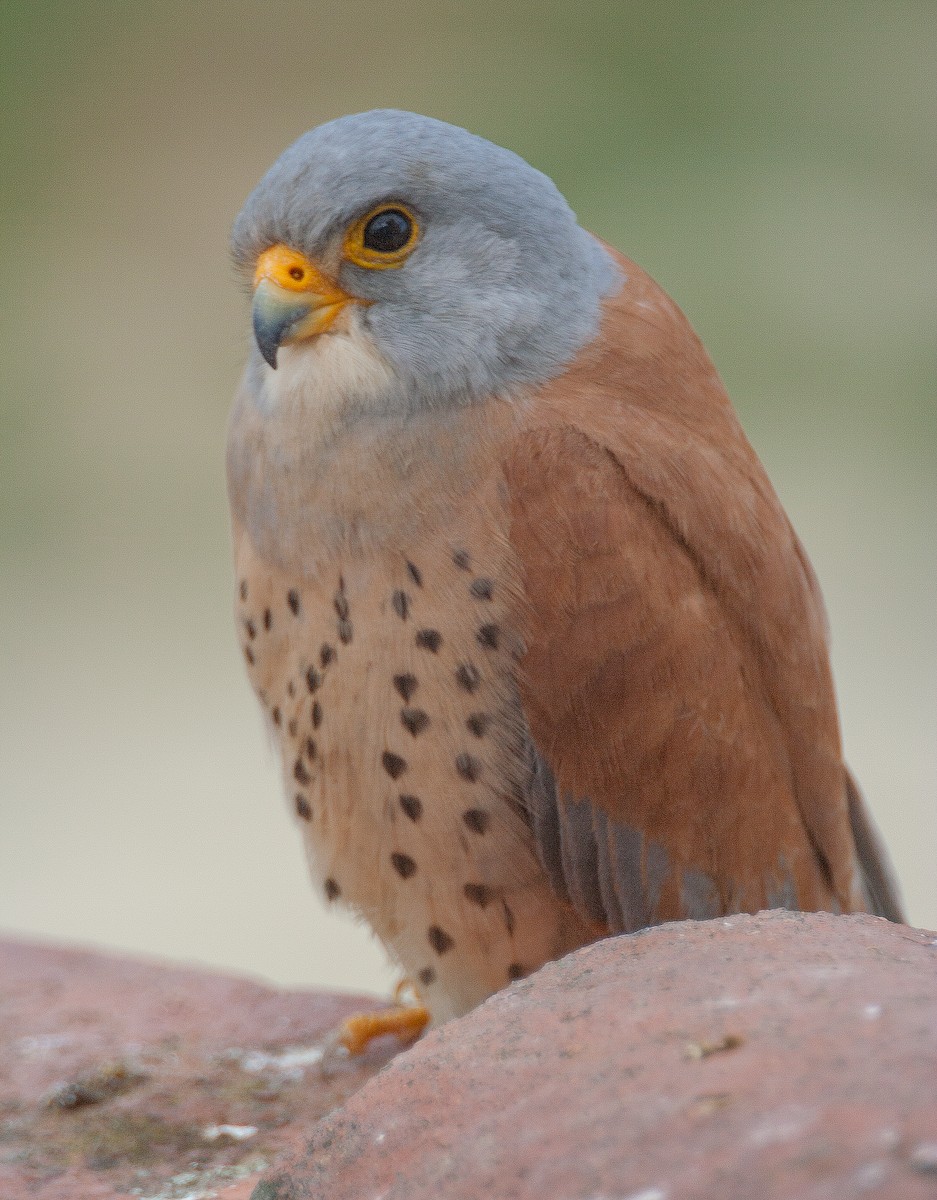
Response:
[505, 249, 869, 921]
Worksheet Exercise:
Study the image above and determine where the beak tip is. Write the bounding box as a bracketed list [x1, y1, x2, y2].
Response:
[252, 302, 286, 370]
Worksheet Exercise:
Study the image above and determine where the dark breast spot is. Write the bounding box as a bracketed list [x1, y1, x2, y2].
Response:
[306, 667, 322, 693]
[466, 713, 490, 737]
[507, 962, 526, 981]
[399, 794, 423, 822]
[324, 878, 341, 901]
[271, 706, 281, 726]
[406, 561, 423, 588]
[239, 580, 248, 601]
[391, 590, 410, 620]
[337, 619, 353, 644]
[455, 754, 481, 782]
[245, 619, 256, 640]
[311, 701, 323, 729]
[334, 591, 350, 620]
[320, 643, 335, 667]
[401, 708, 429, 736]
[455, 664, 481, 693]
[418, 966, 436, 987]
[415, 630, 442, 653]
[463, 808, 491, 835]
[390, 852, 417, 879]
[305, 737, 317, 761]
[476, 624, 500, 650]
[263, 607, 272, 631]
[463, 882, 493, 908]
[287, 588, 300, 615]
[393, 673, 418, 702]
[382, 752, 407, 779]
[244, 646, 255, 666]
[452, 549, 471, 571]
[293, 758, 311, 786]
[427, 925, 454, 955]
[295, 794, 311, 821]
[470, 578, 493, 601]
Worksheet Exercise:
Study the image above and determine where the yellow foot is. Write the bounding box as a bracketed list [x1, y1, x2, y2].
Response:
[321, 980, 429, 1075]
[338, 1003, 430, 1055]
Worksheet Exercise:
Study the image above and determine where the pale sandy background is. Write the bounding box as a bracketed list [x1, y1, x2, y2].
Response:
[1, 1, 934, 999]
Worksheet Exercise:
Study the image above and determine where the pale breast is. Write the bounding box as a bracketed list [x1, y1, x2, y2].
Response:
[232, 486, 591, 1021]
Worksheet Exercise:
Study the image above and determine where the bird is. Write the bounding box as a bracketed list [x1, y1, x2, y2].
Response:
[226, 109, 904, 1041]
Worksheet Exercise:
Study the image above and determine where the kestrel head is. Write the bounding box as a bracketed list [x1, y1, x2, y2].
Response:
[231, 110, 618, 409]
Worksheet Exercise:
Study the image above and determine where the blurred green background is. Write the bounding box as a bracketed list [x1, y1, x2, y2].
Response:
[1, 1, 933, 996]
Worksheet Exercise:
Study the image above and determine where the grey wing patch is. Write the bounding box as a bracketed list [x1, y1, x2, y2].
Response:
[764, 857, 799, 911]
[845, 768, 906, 923]
[680, 865, 723, 921]
[526, 742, 726, 933]
[608, 822, 653, 930]
[526, 745, 624, 926]
[591, 807, 625, 930]
[645, 840, 670, 921]
[558, 796, 606, 923]
[525, 741, 567, 901]
[525, 741, 635, 929]
[523, 748, 897, 929]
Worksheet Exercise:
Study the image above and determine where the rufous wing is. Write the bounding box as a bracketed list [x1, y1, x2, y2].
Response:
[504, 248, 903, 930]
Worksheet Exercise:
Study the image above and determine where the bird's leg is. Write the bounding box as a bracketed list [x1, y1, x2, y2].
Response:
[338, 978, 429, 1053]
[321, 980, 430, 1074]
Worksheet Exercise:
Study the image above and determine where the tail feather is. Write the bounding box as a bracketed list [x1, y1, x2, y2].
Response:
[845, 768, 906, 924]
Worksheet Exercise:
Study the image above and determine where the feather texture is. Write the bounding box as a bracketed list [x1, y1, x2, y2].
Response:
[505, 248, 904, 927]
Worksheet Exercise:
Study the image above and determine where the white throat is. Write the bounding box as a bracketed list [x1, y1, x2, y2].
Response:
[258, 320, 398, 437]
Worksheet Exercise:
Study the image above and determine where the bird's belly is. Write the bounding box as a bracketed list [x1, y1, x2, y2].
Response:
[233, 527, 590, 1021]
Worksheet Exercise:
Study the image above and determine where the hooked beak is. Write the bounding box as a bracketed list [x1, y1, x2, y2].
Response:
[251, 245, 354, 369]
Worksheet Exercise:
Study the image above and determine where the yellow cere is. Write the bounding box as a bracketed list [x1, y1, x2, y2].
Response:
[253, 244, 343, 296]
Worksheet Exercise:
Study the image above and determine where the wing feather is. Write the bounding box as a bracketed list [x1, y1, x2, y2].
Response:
[505, 249, 891, 930]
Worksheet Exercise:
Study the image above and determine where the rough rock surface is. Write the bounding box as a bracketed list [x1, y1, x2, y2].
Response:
[0, 939, 394, 1199]
[257, 911, 937, 1200]
[2, 914, 935, 1200]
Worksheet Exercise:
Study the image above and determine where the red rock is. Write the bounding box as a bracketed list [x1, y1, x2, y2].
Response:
[0, 938, 393, 1199]
[4, 914, 935, 1200]
[254, 911, 937, 1200]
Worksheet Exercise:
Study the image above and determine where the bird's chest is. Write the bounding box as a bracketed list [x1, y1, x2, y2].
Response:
[232, 491, 580, 1019]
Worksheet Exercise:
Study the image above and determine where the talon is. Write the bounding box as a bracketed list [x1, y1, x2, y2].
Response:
[394, 977, 421, 1007]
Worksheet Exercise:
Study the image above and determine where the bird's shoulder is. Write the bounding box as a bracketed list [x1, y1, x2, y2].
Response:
[503, 248, 824, 660]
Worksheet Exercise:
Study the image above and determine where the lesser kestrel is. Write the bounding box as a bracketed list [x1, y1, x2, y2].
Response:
[227, 110, 903, 1028]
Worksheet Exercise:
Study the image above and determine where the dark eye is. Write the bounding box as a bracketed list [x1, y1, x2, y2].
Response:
[362, 209, 413, 254]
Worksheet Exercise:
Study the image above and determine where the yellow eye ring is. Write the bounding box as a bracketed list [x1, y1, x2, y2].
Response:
[343, 203, 420, 269]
